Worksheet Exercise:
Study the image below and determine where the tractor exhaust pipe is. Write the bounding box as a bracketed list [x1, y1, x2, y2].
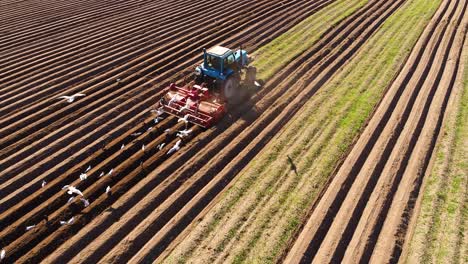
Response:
[239, 44, 243, 66]
[203, 48, 207, 67]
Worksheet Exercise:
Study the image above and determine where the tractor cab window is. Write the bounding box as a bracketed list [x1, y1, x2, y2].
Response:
[206, 54, 222, 71]
[224, 54, 236, 72]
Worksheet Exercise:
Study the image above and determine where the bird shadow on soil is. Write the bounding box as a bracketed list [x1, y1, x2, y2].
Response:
[287, 155, 299, 176]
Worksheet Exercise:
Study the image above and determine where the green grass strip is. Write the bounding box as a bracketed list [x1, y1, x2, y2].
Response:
[251, 0, 367, 81]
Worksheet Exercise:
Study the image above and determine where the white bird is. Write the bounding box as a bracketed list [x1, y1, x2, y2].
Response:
[254, 81, 261, 87]
[64, 186, 84, 197]
[179, 100, 192, 113]
[131, 132, 142, 137]
[157, 143, 165, 150]
[177, 129, 192, 138]
[105, 186, 111, 194]
[41, 180, 47, 188]
[178, 114, 190, 124]
[142, 144, 145, 151]
[147, 127, 153, 131]
[67, 196, 76, 204]
[60, 217, 75, 225]
[99, 171, 105, 177]
[79, 173, 87, 181]
[25, 225, 35, 231]
[178, 105, 188, 113]
[80, 198, 90, 207]
[108, 168, 113, 176]
[1, 249, 5, 260]
[151, 107, 164, 116]
[167, 140, 182, 155]
[168, 96, 177, 106]
[164, 128, 171, 133]
[154, 117, 163, 124]
[57, 93, 86, 103]
[121, 144, 125, 150]
[85, 165, 91, 172]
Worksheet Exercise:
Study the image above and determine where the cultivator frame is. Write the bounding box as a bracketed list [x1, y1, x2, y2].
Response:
[160, 82, 226, 128]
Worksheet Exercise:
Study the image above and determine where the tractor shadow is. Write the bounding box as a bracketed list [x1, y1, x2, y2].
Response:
[226, 66, 265, 121]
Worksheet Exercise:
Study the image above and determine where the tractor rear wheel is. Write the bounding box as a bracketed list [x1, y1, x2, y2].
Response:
[223, 76, 243, 105]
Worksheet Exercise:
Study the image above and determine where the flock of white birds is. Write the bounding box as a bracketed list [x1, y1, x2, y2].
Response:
[0, 95, 193, 261]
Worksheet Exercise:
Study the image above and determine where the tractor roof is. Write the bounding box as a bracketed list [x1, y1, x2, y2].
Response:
[207, 46, 232, 57]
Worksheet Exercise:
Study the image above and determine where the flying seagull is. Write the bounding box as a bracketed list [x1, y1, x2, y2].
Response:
[151, 107, 164, 116]
[41, 180, 47, 188]
[154, 117, 163, 124]
[178, 100, 192, 113]
[167, 96, 177, 106]
[177, 129, 192, 138]
[25, 225, 36, 231]
[67, 196, 76, 204]
[178, 105, 188, 113]
[58, 93, 86, 103]
[60, 217, 75, 225]
[63, 185, 84, 197]
[178, 114, 190, 124]
[157, 143, 165, 150]
[80, 198, 90, 207]
[79, 173, 87, 181]
[167, 140, 182, 155]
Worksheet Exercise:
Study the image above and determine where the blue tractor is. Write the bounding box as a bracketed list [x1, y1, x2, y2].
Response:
[194, 45, 251, 102]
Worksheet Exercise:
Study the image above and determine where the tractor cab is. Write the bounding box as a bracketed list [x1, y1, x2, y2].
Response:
[195, 46, 249, 93]
[195, 46, 248, 83]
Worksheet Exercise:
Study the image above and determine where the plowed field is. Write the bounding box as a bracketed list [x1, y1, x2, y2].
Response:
[0, 0, 466, 263]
